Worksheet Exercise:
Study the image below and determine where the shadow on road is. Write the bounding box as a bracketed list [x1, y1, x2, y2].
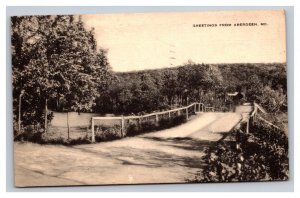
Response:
[112, 145, 206, 169]
[100, 136, 218, 170]
[142, 136, 215, 152]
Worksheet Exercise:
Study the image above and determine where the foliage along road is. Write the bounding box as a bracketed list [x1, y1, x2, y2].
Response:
[14, 112, 244, 187]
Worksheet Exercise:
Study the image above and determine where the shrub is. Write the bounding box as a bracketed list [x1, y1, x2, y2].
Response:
[68, 136, 91, 145]
[158, 117, 171, 130]
[15, 125, 92, 145]
[44, 136, 65, 145]
[189, 121, 289, 183]
[126, 122, 140, 137]
[14, 126, 45, 144]
[126, 114, 187, 136]
[95, 124, 122, 142]
[172, 115, 187, 126]
[141, 120, 157, 133]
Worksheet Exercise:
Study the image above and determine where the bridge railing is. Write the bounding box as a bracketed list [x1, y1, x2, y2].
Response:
[248, 102, 281, 132]
[91, 102, 213, 142]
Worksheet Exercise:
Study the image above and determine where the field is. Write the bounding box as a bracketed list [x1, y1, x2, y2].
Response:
[47, 112, 121, 141]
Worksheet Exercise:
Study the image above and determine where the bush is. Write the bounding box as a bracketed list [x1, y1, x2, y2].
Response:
[172, 115, 187, 126]
[126, 122, 140, 137]
[95, 124, 122, 142]
[14, 127, 45, 144]
[189, 121, 289, 183]
[68, 136, 91, 145]
[141, 120, 157, 133]
[126, 114, 187, 136]
[158, 117, 171, 130]
[43, 136, 65, 145]
[14, 125, 92, 145]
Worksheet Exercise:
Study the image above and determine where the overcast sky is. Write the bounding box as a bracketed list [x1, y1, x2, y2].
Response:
[82, 10, 286, 72]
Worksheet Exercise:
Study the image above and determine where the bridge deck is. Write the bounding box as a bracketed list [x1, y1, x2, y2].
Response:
[235, 104, 254, 122]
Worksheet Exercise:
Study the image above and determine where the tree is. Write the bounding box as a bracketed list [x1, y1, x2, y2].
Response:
[161, 70, 178, 106]
[256, 86, 287, 114]
[11, 15, 113, 135]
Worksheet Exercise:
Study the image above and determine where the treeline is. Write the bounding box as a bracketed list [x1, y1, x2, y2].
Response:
[95, 63, 287, 116]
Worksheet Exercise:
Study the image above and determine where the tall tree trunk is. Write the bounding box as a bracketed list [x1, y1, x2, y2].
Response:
[18, 93, 22, 134]
[44, 98, 48, 133]
[67, 111, 70, 140]
[180, 95, 183, 106]
[56, 93, 60, 110]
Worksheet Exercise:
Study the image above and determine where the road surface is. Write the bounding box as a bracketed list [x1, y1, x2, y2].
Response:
[14, 112, 243, 187]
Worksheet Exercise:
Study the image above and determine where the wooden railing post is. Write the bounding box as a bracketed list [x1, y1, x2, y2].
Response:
[91, 118, 95, 143]
[138, 117, 141, 130]
[121, 116, 125, 137]
[246, 118, 249, 134]
[155, 114, 159, 122]
[186, 108, 189, 120]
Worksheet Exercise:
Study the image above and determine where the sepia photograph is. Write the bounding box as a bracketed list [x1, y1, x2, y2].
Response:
[11, 10, 288, 187]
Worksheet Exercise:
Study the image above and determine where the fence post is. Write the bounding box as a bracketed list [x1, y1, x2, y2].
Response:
[246, 118, 249, 134]
[155, 114, 159, 122]
[121, 116, 125, 137]
[91, 118, 95, 143]
[138, 117, 141, 128]
[168, 112, 171, 118]
[186, 108, 189, 120]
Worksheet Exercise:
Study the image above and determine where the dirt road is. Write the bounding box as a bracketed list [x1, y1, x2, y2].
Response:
[14, 112, 242, 187]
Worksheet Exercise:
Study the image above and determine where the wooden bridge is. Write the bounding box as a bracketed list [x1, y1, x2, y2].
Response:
[90, 102, 258, 143]
[91, 101, 281, 144]
[91, 102, 215, 142]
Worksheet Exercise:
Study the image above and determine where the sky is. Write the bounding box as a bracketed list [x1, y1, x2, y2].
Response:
[82, 10, 286, 72]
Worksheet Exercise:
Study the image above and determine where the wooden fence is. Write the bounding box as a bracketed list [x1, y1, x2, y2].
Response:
[248, 102, 281, 132]
[91, 102, 213, 142]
